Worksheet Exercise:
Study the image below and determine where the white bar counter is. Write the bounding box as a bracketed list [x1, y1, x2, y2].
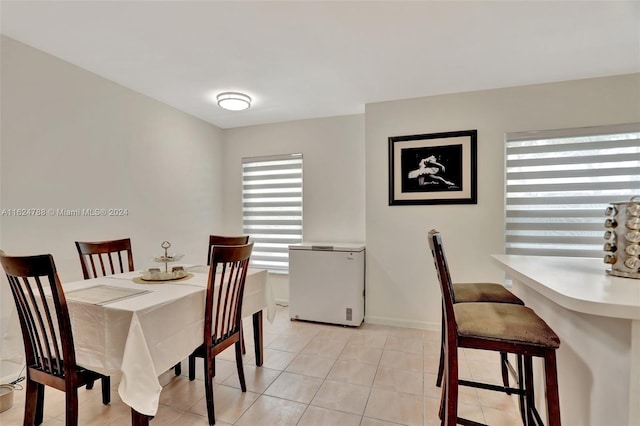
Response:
[492, 255, 640, 426]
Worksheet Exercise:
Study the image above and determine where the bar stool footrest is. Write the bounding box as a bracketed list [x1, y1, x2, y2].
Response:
[458, 379, 523, 396]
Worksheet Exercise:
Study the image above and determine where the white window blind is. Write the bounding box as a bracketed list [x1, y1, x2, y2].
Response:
[505, 123, 640, 258]
[242, 154, 303, 272]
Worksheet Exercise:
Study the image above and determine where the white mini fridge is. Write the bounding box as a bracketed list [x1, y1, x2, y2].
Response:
[288, 242, 365, 326]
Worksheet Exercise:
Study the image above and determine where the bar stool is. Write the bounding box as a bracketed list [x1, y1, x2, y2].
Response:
[436, 281, 524, 389]
[428, 230, 561, 425]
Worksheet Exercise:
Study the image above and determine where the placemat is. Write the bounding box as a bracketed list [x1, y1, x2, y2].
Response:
[66, 285, 150, 305]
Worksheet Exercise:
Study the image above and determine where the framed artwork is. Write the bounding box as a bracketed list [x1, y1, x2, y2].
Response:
[388, 129, 477, 205]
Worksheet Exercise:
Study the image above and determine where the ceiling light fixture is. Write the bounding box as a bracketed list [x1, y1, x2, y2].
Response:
[217, 92, 251, 111]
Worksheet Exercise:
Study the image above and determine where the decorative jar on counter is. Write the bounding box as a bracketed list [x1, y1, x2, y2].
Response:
[604, 196, 640, 279]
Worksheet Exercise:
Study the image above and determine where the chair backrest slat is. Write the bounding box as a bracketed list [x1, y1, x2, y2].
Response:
[116, 252, 124, 274]
[75, 239, 134, 279]
[206, 243, 253, 346]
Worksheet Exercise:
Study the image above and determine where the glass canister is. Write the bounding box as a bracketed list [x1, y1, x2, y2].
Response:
[604, 196, 640, 279]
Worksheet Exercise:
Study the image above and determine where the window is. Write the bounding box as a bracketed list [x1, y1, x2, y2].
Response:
[242, 154, 303, 272]
[505, 123, 640, 258]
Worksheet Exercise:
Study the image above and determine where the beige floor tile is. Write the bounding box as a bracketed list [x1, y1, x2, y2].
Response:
[423, 329, 441, 342]
[151, 404, 186, 425]
[482, 405, 525, 426]
[282, 321, 322, 339]
[467, 358, 504, 383]
[358, 322, 391, 332]
[424, 372, 443, 399]
[384, 335, 424, 354]
[221, 364, 281, 394]
[235, 394, 307, 426]
[380, 349, 423, 372]
[77, 397, 131, 426]
[423, 353, 440, 374]
[314, 326, 355, 341]
[427, 399, 486, 425]
[259, 330, 281, 347]
[169, 411, 231, 425]
[457, 355, 473, 380]
[297, 405, 362, 426]
[187, 384, 260, 424]
[159, 376, 206, 411]
[267, 334, 314, 352]
[301, 336, 349, 358]
[338, 344, 383, 365]
[326, 359, 377, 387]
[348, 331, 387, 348]
[263, 372, 323, 404]
[373, 366, 423, 395]
[0, 403, 25, 426]
[40, 418, 65, 425]
[423, 339, 441, 356]
[310, 379, 371, 415]
[425, 396, 442, 426]
[364, 388, 423, 426]
[41, 386, 68, 418]
[285, 353, 335, 378]
[457, 384, 481, 406]
[361, 416, 404, 426]
[245, 348, 297, 370]
[386, 325, 425, 340]
[476, 388, 520, 412]
[458, 401, 486, 424]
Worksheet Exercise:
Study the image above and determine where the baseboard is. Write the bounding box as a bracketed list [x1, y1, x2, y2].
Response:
[364, 315, 440, 332]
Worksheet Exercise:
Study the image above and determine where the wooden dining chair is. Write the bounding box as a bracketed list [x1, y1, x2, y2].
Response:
[75, 238, 135, 280]
[75, 238, 151, 381]
[188, 242, 254, 425]
[428, 230, 561, 426]
[0, 251, 111, 425]
[207, 236, 251, 351]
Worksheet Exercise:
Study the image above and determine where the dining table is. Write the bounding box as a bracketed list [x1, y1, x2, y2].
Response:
[8, 264, 275, 425]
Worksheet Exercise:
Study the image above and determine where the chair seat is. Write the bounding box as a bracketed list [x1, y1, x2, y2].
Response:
[453, 282, 524, 304]
[454, 302, 560, 348]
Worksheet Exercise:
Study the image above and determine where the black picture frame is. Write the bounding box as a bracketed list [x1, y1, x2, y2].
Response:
[388, 129, 477, 205]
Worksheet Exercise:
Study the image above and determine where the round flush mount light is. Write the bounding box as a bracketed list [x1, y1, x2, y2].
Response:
[217, 92, 251, 111]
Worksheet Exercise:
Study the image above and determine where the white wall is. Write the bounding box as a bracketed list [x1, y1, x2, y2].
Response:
[221, 115, 366, 302]
[0, 36, 224, 358]
[365, 73, 640, 329]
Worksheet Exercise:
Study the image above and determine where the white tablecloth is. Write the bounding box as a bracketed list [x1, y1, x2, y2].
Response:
[5, 266, 274, 417]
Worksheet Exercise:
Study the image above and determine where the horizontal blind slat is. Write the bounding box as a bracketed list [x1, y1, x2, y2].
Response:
[506, 153, 639, 168]
[507, 166, 640, 180]
[506, 138, 640, 155]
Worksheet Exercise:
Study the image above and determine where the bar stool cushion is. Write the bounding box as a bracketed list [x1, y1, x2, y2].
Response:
[454, 302, 560, 349]
[453, 283, 524, 304]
